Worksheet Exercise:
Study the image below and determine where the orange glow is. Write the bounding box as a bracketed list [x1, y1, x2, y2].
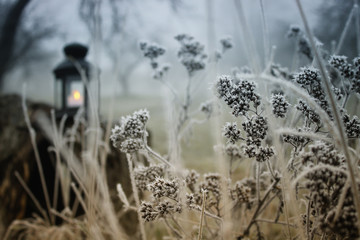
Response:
[73, 90, 81, 100]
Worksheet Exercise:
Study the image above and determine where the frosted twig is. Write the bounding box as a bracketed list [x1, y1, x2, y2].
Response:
[237, 177, 280, 238]
[145, 145, 173, 167]
[126, 154, 147, 240]
[15, 172, 49, 223]
[198, 190, 206, 240]
[117, 183, 130, 208]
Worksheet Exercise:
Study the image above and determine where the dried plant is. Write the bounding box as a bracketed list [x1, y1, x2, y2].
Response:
[109, 14, 360, 239]
[7, 0, 360, 239]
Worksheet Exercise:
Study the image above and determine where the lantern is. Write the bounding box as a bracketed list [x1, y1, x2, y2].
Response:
[53, 43, 95, 118]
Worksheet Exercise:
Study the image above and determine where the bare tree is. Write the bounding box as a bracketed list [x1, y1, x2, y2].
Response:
[78, 0, 143, 95]
[0, 0, 55, 91]
[78, 0, 183, 95]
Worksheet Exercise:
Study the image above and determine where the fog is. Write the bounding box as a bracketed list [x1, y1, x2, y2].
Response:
[2, 0, 324, 104]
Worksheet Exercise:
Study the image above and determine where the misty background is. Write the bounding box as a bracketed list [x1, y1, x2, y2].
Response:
[0, 0, 354, 106]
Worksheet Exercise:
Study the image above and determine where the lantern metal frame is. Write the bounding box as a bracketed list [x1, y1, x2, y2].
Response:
[53, 43, 93, 119]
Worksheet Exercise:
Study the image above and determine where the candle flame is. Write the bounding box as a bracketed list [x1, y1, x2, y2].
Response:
[73, 90, 81, 100]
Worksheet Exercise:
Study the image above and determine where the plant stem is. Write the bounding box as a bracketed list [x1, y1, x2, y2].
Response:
[229, 156, 234, 178]
[255, 218, 296, 228]
[259, 0, 269, 65]
[237, 177, 280, 238]
[342, 92, 350, 108]
[15, 171, 49, 223]
[258, 190, 280, 216]
[265, 159, 277, 180]
[171, 215, 187, 238]
[233, 0, 261, 73]
[177, 74, 193, 134]
[145, 145, 173, 167]
[126, 154, 147, 240]
[355, 0, 360, 55]
[334, 4, 355, 55]
[159, 77, 181, 104]
[198, 190, 206, 240]
[333, 179, 350, 223]
[256, 162, 261, 204]
[164, 217, 182, 239]
[306, 199, 311, 240]
[335, 4, 355, 55]
[193, 205, 223, 221]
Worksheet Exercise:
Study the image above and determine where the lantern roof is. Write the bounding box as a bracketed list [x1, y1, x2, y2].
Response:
[64, 43, 88, 59]
[53, 42, 91, 79]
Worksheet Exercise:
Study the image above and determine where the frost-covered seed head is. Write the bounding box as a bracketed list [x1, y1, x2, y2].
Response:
[110, 109, 150, 153]
[283, 127, 310, 148]
[185, 169, 199, 192]
[271, 94, 290, 118]
[199, 173, 222, 204]
[298, 37, 312, 59]
[133, 109, 150, 124]
[255, 146, 275, 162]
[148, 178, 179, 200]
[351, 57, 360, 94]
[140, 202, 158, 222]
[215, 50, 222, 61]
[152, 64, 171, 79]
[220, 36, 233, 52]
[332, 86, 343, 101]
[121, 116, 144, 139]
[342, 112, 360, 138]
[296, 100, 321, 126]
[242, 115, 268, 141]
[300, 141, 345, 166]
[215, 75, 261, 117]
[199, 101, 214, 118]
[223, 122, 242, 144]
[298, 141, 359, 237]
[120, 138, 144, 153]
[139, 41, 166, 60]
[225, 143, 242, 158]
[351, 79, 360, 94]
[287, 24, 301, 38]
[134, 164, 165, 191]
[244, 145, 257, 158]
[270, 64, 290, 79]
[329, 55, 354, 79]
[215, 75, 232, 98]
[110, 125, 122, 148]
[287, 25, 312, 59]
[230, 181, 251, 204]
[175, 34, 207, 76]
[185, 193, 196, 208]
[295, 67, 319, 87]
[156, 200, 176, 218]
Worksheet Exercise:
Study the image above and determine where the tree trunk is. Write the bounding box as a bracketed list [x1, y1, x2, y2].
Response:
[0, 0, 31, 90]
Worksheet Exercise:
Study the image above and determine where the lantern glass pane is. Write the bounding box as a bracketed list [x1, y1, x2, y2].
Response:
[65, 77, 84, 108]
[54, 78, 62, 109]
